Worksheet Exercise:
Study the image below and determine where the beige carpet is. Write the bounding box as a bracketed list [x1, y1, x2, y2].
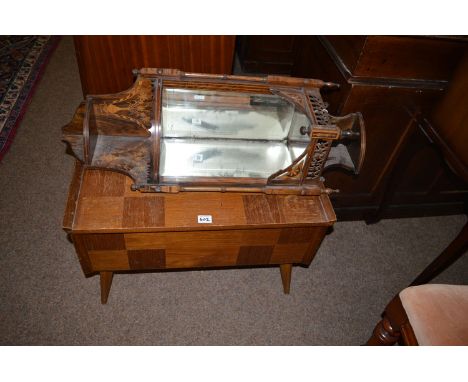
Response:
[0, 37, 466, 345]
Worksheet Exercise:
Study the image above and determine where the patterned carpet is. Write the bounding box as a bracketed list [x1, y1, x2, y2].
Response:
[0, 36, 59, 161]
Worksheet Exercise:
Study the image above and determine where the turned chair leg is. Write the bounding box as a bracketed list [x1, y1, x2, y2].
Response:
[366, 295, 417, 345]
[367, 316, 401, 345]
[280, 264, 292, 294]
[100, 271, 114, 304]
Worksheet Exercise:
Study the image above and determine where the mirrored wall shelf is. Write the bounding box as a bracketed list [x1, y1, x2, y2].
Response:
[63, 68, 365, 195]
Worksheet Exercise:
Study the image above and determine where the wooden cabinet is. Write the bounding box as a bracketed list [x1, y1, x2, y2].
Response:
[238, 36, 468, 219]
[324, 36, 464, 81]
[302, 36, 467, 220]
[64, 163, 335, 303]
[236, 36, 298, 74]
[74, 36, 236, 95]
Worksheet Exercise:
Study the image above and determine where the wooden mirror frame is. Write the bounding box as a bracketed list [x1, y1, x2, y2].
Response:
[63, 68, 365, 196]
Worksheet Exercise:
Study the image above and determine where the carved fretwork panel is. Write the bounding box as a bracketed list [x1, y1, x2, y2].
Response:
[307, 140, 333, 179]
[308, 93, 330, 125]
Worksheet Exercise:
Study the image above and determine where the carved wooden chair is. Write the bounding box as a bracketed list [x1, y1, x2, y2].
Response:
[367, 283, 468, 346]
[367, 219, 468, 345]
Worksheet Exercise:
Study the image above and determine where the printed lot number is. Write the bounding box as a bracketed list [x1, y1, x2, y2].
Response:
[197, 215, 213, 224]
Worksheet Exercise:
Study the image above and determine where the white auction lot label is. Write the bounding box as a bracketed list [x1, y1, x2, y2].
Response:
[197, 215, 213, 224]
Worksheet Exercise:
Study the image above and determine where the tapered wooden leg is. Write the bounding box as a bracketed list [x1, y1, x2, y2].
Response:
[100, 271, 113, 304]
[280, 264, 292, 294]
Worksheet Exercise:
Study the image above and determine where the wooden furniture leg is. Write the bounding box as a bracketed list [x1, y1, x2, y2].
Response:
[410, 221, 468, 286]
[280, 264, 292, 294]
[366, 295, 418, 345]
[100, 271, 114, 304]
[367, 316, 400, 345]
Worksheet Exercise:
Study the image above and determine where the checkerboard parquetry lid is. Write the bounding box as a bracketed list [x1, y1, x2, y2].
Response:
[64, 163, 336, 234]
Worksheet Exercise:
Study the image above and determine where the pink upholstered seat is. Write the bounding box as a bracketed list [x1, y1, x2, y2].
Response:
[400, 284, 468, 345]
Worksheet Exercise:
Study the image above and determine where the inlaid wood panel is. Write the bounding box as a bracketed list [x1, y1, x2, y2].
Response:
[76, 196, 124, 230]
[124, 229, 281, 250]
[278, 227, 317, 244]
[242, 195, 283, 224]
[128, 249, 165, 270]
[280, 197, 324, 223]
[165, 250, 238, 269]
[79, 169, 126, 197]
[85, 233, 125, 250]
[74, 223, 329, 273]
[237, 246, 273, 266]
[302, 227, 329, 265]
[72, 169, 335, 232]
[164, 193, 246, 228]
[242, 194, 322, 225]
[271, 244, 309, 264]
[89, 250, 130, 271]
[122, 197, 165, 228]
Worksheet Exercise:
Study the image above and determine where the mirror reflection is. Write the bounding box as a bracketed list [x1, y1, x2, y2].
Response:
[160, 88, 311, 178]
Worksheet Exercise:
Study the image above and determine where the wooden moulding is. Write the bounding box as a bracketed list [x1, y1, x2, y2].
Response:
[62, 68, 365, 195]
[63, 160, 85, 232]
[151, 78, 163, 184]
[82, 98, 92, 164]
[138, 67, 340, 89]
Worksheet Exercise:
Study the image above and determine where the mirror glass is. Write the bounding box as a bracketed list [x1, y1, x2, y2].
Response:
[160, 88, 311, 178]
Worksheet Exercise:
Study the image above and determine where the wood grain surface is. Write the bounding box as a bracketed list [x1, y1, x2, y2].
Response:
[72, 168, 335, 233]
[67, 165, 335, 277]
[74, 36, 236, 95]
[286, 35, 468, 219]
